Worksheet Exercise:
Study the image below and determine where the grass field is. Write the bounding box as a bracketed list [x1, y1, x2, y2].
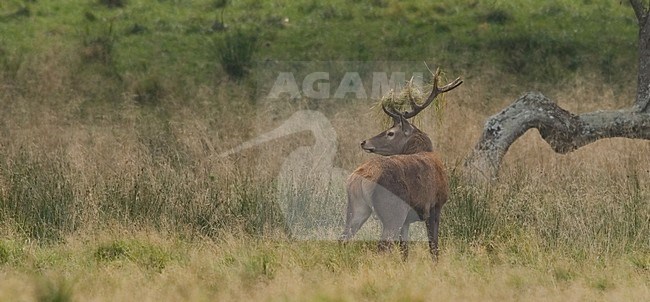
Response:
[1, 0, 649, 301]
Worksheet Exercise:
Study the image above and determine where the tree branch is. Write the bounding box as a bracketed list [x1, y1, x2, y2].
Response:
[464, 92, 650, 180]
[629, 0, 649, 24]
[464, 3, 650, 181]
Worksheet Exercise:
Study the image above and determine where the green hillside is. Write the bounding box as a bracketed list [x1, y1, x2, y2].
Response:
[0, 0, 640, 98]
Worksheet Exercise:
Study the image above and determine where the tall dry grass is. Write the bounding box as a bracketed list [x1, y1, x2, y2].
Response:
[0, 53, 648, 252]
[0, 50, 648, 301]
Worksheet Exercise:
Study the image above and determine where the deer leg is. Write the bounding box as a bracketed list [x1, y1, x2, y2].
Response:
[339, 198, 372, 241]
[399, 221, 410, 260]
[375, 201, 409, 253]
[378, 226, 401, 252]
[425, 205, 442, 260]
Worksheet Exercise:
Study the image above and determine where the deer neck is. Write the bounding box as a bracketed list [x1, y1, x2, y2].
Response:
[401, 131, 433, 154]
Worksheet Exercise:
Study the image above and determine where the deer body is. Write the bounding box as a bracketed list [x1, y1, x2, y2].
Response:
[340, 69, 462, 259]
[341, 123, 448, 257]
[349, 151, 448, 222]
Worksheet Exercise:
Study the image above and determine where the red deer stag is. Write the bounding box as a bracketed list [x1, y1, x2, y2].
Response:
[340, 70, 462, 260]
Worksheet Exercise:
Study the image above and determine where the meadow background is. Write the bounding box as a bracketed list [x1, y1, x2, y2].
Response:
[0, 0, 648, 301]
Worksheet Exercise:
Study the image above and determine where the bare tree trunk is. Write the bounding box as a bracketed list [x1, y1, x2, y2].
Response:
[464, 2, 650, 181]
[633, 0, 650, 112]
[464, 92, 650, 180]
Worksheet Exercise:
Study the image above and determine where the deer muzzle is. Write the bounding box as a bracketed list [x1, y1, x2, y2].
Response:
[360, 140, 375, 153]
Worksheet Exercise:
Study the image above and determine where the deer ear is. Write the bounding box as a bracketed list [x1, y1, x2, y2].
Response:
[399, 116, 414, 134]
[390, 115, 401, 126]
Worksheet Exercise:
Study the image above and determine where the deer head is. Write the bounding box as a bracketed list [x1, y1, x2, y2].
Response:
[360, 69, 462, 156]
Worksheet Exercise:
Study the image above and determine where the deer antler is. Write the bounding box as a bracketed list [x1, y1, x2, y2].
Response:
[401, 68, 463, 119]
[381, 89, 403, 121]
[382, 102, 402, 120]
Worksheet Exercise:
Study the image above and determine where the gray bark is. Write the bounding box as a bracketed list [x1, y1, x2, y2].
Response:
[631, 0, 650, 112]
[465, 92, 650, 180]
[464, 1, 650, 180]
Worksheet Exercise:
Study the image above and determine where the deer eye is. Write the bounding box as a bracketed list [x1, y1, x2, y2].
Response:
[387, 131, 395, 137]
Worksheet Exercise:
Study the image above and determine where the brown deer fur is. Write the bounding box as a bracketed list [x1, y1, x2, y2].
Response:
[340, 122, 448, 258]
[340, 69, 461, 260]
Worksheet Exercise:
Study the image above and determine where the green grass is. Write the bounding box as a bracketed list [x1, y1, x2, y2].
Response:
[0, 0, 639, 92]
[0, 232, 647, 301]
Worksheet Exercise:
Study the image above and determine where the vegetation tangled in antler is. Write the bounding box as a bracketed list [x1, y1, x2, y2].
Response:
[376, 68, 461, 127]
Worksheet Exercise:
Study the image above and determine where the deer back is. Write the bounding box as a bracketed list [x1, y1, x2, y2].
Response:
[348, 151, 448, 219]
